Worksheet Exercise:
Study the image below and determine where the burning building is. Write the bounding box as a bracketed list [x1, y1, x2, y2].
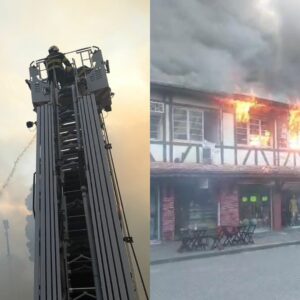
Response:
[150, 82, 300, 241]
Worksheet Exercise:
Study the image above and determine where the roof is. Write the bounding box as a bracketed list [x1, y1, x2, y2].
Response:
[151, 81, 289, 108]
[151, 162, 300, 179]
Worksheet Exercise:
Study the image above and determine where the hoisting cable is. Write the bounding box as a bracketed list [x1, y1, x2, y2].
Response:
[100, 113, 149, 300]
[0, 134, 36, 195]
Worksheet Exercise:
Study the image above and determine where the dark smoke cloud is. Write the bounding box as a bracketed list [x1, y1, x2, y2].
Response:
[151, 0, 300, 101]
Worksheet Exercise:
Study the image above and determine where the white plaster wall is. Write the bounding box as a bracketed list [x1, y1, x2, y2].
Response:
[151, 144, 163, 162]
[257, 150, 273, 166]
[296, 153, 300, 166]
[237, 149, 256, 166]
[166, 145, 170, 162]
[279, 152, 289, 166]
[223, 112, 234, 146]
[173, 145, 189, 162]
[224, 149, 235, 165]
[185, 147, 197, 163]
[212, 148, 221, 165]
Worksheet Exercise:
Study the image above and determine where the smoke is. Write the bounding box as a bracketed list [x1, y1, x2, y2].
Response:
[151, 0, 300, 101]
[0, 134, 35, 196]
[25, 189, 34, 262]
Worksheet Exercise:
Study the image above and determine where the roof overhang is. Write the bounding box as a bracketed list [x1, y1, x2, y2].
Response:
[151, 162, 300, 180]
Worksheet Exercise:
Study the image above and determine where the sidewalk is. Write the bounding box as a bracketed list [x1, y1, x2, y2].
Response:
[151, 227, 300, 265]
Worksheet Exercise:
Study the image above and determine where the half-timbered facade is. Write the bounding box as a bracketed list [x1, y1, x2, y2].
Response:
[150, 82, 300, 241]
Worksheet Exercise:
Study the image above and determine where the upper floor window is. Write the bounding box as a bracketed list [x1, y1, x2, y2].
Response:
[151, 114, 163, 140]
[236, 117, 272, 147]
[173, 107, 203, 142]
[150, 101, 164, 141]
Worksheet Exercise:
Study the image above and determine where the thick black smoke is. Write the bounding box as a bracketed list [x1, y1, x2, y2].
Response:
[151, 0, 300, 101]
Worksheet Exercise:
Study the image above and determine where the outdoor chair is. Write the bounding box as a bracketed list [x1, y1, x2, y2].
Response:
[222, 226, 238, 247]
[244, 224, 256, 244]
[206, 226, 225, 250]
[178, 228, 193, 252]
[232, 225, 247, 245]
[190, 228, 208, 250]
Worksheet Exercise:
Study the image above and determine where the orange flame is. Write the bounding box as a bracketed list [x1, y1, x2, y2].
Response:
[249, 130, 271, 147]
[234, 98, 256, 123]
[289, 108, 300, 149]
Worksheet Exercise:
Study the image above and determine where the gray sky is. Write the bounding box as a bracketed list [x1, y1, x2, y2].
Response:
[151, 0, 300, 101]
[0, 0, 149, 298]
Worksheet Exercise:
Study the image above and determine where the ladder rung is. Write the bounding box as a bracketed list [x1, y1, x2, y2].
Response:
[69, 287, 96, 291]
[64, 190, 82, 195]
[68, 214, 86, 219]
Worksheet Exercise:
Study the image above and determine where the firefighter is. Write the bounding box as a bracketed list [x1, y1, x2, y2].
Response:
[44, 45, 74, 87]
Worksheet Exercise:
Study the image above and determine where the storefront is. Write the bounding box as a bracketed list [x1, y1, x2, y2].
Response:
[151, 161, 300, 240]
[239, 185, 271, 230]
[174, 179, 217, 238]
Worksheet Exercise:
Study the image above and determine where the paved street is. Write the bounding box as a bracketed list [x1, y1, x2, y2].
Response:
[151, 245, 300, 300]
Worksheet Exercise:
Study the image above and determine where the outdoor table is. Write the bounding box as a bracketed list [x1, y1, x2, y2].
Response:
[178, 227, 208, 252]
[178, 225, 256, 253]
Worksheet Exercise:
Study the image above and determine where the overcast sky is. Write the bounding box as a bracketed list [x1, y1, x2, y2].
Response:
[0, 0, 149, 298]
[151, 0, 300, 102]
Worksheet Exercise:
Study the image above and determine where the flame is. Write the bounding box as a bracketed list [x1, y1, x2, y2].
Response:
[289, 108, 300, 149]
[249, 130, 271, 147]
[234, 98, 256, 123]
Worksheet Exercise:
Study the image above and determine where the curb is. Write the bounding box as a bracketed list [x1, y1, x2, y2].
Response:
[151, 240, 300, 265]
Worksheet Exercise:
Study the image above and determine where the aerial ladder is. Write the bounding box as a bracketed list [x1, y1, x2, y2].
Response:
[27, 47, 146, 300]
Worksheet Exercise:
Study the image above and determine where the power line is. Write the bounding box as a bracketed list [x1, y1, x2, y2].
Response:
[0, 135, 36, 195]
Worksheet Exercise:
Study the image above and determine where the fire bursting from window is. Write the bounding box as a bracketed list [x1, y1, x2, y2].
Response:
[233, 98, 270, 147]
[234, 99, 256, 123]
[288, 108, 300, 149]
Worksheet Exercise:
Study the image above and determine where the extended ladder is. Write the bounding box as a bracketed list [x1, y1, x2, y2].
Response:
[28, 47, 143, 300]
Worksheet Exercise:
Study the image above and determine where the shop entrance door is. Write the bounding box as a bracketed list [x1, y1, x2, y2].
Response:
[239, 185, 271, 230]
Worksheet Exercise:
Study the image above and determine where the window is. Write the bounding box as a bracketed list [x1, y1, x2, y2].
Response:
[151, 114, 162, 140]
[236, 117, 272, 147]
[173, 107, 203, 142]
[150, 100, 164, 141]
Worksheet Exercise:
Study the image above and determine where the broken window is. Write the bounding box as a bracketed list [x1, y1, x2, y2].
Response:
[173, 107, 203, 142]
[236, 116, 272, 147]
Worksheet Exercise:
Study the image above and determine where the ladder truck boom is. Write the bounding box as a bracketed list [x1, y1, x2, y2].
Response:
[27, 47, 139, 300]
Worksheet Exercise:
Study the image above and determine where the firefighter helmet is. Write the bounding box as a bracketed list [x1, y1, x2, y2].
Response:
[48, 45, 59, 53]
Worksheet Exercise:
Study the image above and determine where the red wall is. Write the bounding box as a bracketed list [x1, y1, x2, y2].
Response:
[162, 187, 175, 240]
[219, 188, 240, 226]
